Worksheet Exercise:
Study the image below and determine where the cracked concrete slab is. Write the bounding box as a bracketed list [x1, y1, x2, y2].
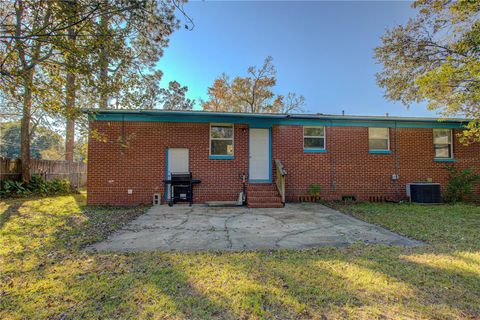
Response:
[88, 203, 423, 252]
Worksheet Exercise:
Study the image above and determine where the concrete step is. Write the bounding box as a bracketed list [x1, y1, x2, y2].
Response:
[248, 196, 282, 203]
[248, 184, 276, 191]
[248, 190, 278, 197]
[248, 202, 284, 208]
[248, 183, 283, 208]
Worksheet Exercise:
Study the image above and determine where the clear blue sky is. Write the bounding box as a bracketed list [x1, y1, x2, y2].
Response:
[158, 1, 436, 117]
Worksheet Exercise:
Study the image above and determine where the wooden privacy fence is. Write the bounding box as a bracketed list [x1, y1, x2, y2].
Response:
[0, 157, 87, 188]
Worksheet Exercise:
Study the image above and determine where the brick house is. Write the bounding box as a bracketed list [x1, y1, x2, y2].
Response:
[86, 109, 480, 207]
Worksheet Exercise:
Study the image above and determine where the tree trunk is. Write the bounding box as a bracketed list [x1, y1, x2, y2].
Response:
[20, 68, 34, 183]
[65, 72, 75, 161]
[65, 26, 76, 162]
[99, 64, 108, 108]
[98, 13, 109, 109]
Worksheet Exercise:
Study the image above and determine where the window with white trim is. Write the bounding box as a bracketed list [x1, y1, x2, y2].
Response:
[433, 129, 453, 158]
[210, 124, 234, 156]
[368, 127, 390, 150]
[303, 126, 325, 150]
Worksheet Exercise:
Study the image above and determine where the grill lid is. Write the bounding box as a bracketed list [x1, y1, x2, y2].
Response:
[170, 172, 192, 183]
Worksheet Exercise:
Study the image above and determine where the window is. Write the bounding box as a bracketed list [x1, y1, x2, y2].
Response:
[303, 126, 325, 151]
[210, 124, 234, 157]
[433, 129, 453, 159]
[368, 127, 390, 151]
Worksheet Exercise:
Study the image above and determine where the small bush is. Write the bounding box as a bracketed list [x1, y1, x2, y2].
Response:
[307, 183, 321, 197]
[444, 166, 480, 204]
[29, 174, 49, 194]
[48, 178, 70, 193]
[0, 175, 72, 197]
[0, 179, 31, 197]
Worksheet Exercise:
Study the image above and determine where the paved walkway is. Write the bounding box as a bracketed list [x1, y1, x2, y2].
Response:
[89, 203, 422, 252]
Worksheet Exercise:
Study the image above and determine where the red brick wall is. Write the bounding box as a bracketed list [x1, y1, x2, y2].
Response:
[272, 125, 480, 201]
[87, 121, 480, 205]
[87, 121, 248, 205]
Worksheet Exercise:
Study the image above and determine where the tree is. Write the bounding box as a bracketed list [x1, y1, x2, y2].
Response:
[202, 56, 306, 114]
[0, 0, 62, 182]
[60, 0, 181, 160]
[34, 126, 64, 160]
[0, 121, 64, 160]
[62, 0, 79, 162]
[74, 135, 88, 163]
[0, 122, 22, 158]
[269, 92, 306, 114]
[231, 56, 277, 113]
[160, 81, 195, 110]
[375, 0, 480, 143]
[1, 0, 188, 180]
[202, 74, 233, 111]
[86, 0, 182, 110]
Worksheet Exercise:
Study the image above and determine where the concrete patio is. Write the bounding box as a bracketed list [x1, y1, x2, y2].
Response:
[89, 203, 422, 252]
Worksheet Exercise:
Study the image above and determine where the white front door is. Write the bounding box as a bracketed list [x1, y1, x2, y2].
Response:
[167, 148, 189, 198]
[249, 128, 271, 182]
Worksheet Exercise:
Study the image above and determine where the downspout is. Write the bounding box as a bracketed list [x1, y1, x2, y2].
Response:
[164, 147, 169, 202]
[243, 125, 248, 205]
[394, 121, 400, 201]
[121, 114, 125, 147]
[329, 120, 337, 193]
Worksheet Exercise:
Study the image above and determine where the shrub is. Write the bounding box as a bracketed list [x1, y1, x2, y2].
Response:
[48, 178, 70, 193]
[0, 179, 30, 197]
[0, 175, 72, 197]
[444, 166, 480, 204]
[307, 183, 321, 197]
[29, 174, 49, 194]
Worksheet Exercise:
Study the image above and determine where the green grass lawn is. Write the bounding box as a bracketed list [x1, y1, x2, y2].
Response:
[1, 194, 479, 319]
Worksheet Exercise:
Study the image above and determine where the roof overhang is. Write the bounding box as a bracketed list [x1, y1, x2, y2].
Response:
[83, 109, 469, 129]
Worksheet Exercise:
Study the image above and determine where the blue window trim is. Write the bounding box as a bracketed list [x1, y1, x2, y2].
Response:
[369, 150, 392, 154]
[209, 123, 235, 160]
[304, 149, 327, 153]
[434, 158, 456, 163]
[209, 155, 234, 160]
[248, 127, 272, 183]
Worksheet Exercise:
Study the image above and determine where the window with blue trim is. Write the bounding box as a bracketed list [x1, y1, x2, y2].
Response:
[303, 126, 325, 150]
[433, 129, 453, 159]
[210, 124, 234, 157]
[368, 127, 390, 151]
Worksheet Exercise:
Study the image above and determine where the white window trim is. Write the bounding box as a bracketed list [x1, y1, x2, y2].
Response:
[368, 127, 390, 151]
[303, 126, 326, 150]
[433, 128, 454, 159]
[209, 123, 234, 156]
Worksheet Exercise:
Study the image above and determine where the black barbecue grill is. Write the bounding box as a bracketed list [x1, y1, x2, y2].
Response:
[164, 172, 201, 206]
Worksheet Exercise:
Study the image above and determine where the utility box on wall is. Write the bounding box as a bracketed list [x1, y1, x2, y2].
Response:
[406, 183, 442, 203]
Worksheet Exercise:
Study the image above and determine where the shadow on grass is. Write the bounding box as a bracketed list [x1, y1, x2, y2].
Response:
[28, 253, 238, 319]
[1, 195, 480, 319]
[0, 199, 25, 229]
[0, 194, 236, 319]
[216, 246, 480, 318]
[0, 193, 86, 230]
[351, 247, 480, 316]
[160, 252, 312, 319]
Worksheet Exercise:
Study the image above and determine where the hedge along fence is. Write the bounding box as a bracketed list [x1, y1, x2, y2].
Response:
[0, 157, 87, 188]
